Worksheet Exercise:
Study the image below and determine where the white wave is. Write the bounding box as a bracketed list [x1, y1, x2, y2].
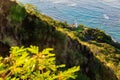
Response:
[52, 0, 67, 4]
[68, 3, 77, 7]
[102, 0, 120, 8]
[53, 1, 62, 4]
[49, 0, 69, 3]
[44, 0, 77, 7]
[103, 14, 109, 20]
[102, 0, 118, 2]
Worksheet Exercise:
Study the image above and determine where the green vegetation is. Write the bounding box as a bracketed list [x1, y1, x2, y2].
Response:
[0, 46, 79, 79]
[0, 0, 120, 80]
[10, 4, 27, 23]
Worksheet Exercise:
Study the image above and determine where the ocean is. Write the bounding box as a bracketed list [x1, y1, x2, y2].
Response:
[19, 0, 120, 42]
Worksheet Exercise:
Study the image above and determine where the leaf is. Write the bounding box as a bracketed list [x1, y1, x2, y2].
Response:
[10, 46, 26, 56]
[27, 45, 39, 54]
[57, 64, 66, 68]
[42, 48, 54, 55]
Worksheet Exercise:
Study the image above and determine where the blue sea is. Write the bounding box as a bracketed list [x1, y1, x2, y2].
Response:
[19, 0, 120, 42]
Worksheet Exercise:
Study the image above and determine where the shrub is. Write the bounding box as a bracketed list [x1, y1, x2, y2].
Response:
[10, 4, 27, 23]
[0, 46, 79, 80]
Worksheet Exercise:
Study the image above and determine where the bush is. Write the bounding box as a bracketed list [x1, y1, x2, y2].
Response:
[0, 46, 79, 80]
[10, 4, 27, 23]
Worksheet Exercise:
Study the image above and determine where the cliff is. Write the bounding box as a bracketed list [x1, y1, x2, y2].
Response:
[0, 0, 120, 80]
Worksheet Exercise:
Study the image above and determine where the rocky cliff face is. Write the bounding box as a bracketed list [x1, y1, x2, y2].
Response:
[0, 0, 120, 80]
[0, 0, 15, 57]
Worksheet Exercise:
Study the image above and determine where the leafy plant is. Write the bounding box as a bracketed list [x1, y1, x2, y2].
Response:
[0, 45, 80, 80]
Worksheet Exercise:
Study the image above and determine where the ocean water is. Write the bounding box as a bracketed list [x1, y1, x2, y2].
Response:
[19, 0, 120, 42]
